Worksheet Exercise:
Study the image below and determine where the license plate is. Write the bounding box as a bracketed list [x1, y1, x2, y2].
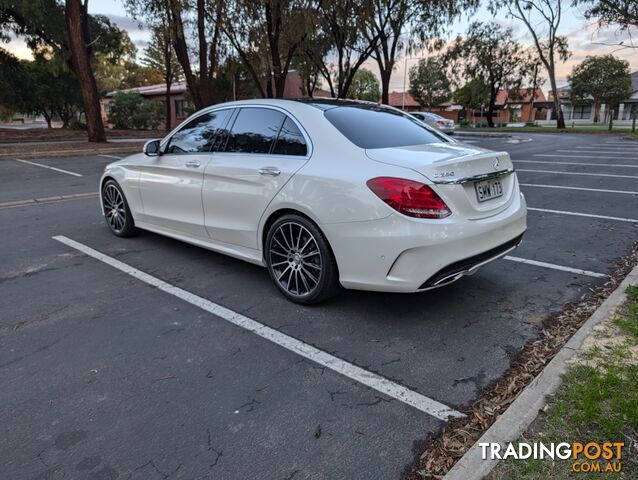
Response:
[474, 179, 503, 202]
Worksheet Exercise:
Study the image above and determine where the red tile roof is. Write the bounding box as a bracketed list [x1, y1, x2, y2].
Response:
[495, 87, 546, 105]
[386, 91, 420, 107]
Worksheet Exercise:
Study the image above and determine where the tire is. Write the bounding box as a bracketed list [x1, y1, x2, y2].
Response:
[101, 179, 138, 237]
[265, 214, 340, 304]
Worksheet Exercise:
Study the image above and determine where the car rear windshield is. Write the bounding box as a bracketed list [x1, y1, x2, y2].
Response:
[324, 106, 447, 149]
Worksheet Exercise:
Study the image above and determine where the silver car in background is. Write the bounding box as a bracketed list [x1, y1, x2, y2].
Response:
[411, 112, 456, 135]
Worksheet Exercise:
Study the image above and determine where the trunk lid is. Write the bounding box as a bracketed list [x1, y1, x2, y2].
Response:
[365, 142, 516, 220]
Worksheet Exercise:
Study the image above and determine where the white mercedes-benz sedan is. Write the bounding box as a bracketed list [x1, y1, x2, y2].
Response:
[100, 99, 526, 304]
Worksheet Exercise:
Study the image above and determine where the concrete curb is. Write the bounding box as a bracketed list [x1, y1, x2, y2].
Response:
[444, 263, 638, 480]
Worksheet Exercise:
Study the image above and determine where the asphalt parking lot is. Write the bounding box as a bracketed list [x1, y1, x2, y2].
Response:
[2, 133, 637, 479]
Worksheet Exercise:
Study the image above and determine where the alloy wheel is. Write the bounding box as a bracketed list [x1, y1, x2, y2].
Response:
[103, 184, 126, 233]
[269, 222, 322, 297]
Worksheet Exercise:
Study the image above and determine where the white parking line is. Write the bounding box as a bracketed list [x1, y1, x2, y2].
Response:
[534, 154, 638, 160]
[504, 256, 607, 278]
[15, 158, 82, 177]
[98, 154, 123, 160]
[514, 159, 638, 169]
[517, 169, 638, 180]
[577, 145, 638, 149]
[527, 207, 638, 223]
[566, 149, 638, 155]
[52, 235, 464, 421]
[520, 183, 638, 195]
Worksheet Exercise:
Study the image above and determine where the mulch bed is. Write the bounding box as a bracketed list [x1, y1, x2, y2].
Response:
[404, 242, 638, 479]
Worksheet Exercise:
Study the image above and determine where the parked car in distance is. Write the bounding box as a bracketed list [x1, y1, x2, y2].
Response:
[411, 111, 456, 134]
[100, 99, 526, 304]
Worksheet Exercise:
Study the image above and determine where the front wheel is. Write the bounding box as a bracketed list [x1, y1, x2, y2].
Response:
[102, 180, 138, 237]
[265, 214, 340, 304]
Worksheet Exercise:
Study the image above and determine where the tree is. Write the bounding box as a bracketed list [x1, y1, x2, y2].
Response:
[573, 0, 637, 35]
[366, 0, 478, 105]
[349, 68, 380, 101]
[0, 1, 125, 141]
[142, 24, 182, 131]
[568, 55, 632, 125]
[446, 22, 533, 127]
[0, 48, 83, 128]
[108, 91, 163, 130]
[491, 0, 571, 129]
[408, 56, 451, 108]
[65, 0, 105, 141]
[313, 0, 382, 98]
[223, 0, 313, 98]
[124, 0, 226, 110]
[454, 79, 489, 111]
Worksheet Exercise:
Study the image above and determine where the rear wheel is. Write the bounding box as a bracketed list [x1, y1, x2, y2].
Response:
[102, 180, 138, 237]
[265, 214, 340, 304]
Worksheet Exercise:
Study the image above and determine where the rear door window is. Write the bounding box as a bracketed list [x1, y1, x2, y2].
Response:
[325, 106, 447, 148]
[224, 108, 285, 154]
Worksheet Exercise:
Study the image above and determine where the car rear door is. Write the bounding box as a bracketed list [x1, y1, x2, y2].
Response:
[137, 109, 233, 238]
[202, 107, 310, 249]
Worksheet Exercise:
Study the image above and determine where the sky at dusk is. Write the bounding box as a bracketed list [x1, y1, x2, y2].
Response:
[5, 0, 637, 92]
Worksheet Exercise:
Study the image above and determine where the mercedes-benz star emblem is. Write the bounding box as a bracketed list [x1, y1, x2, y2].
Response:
[493, 158, 500, 170]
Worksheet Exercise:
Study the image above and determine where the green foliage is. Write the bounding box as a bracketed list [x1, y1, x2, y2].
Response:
[107, 92, 164, 130]
[141, 25, 182, 85]
[0, 48, 83, 126]
[349, 68, 380, 101]
[446, 21, 533, 126]
[568, 55, 632, 110]
[408, 56, 451, 108]
[454, 79, 490, 110]
[574, 0, 637, 32]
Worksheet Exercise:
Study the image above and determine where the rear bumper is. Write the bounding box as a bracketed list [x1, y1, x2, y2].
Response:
[322, 190, 527, 292]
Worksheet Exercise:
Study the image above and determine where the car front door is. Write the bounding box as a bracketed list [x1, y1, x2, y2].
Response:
[202, 107, 310, 250]
[137, 109, 233, 238]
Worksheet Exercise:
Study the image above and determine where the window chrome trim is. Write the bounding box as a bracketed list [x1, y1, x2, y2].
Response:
[431, 168, 514, 185]
[161, 104, 313, 159]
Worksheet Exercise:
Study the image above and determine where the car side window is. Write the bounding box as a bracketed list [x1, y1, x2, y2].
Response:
[272, 117, 307, 156]
[224, 108, 285, 154]
[166, 109, 232, 154]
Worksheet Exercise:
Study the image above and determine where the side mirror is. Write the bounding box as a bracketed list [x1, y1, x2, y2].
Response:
[143, 139, 162, 156]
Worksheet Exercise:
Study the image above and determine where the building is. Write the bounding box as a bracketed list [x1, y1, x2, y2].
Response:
[386, 87, 547, 125]
[100, 71, 331, 130]
[543, 71, 638, 124]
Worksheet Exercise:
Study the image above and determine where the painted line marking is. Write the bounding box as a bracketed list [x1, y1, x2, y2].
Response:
[534, 154, 638, 160]
[52, 235, 464, 421]
[504, 256, 608, 278]
[98, 154, 123, 160]
[513, 159, 638, 169]
[520, 183, 638, 195]
[527, 207, 638, 223]
[534, 152, 638, 160]
[0, 192, 98, 210]
[557, 149, 638, 155]
[15, 158, 82, 177]
[517, 168, 638, 180]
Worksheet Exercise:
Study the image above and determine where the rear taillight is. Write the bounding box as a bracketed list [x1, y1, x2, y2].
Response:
[366, 177, 451, 219]
[436, 120, 445, 125]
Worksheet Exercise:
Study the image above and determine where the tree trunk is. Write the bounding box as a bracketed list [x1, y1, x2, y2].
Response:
[379, 68, 391, 105]
[486, 87, 497, 128]
[547, 70, 565, 129]
[609, 109, 614, 131]
[593, 98, 601, 123]
[65, 0, 106, 142]
[164, 41, 172, 132]
[196, 0, 210, 106]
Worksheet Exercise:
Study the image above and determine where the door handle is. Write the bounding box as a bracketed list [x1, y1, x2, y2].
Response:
[258, 167, 281, 177]
[185, 160, 201, 168]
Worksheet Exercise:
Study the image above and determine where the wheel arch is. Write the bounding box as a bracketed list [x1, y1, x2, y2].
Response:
[260, 208, 340, 277]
